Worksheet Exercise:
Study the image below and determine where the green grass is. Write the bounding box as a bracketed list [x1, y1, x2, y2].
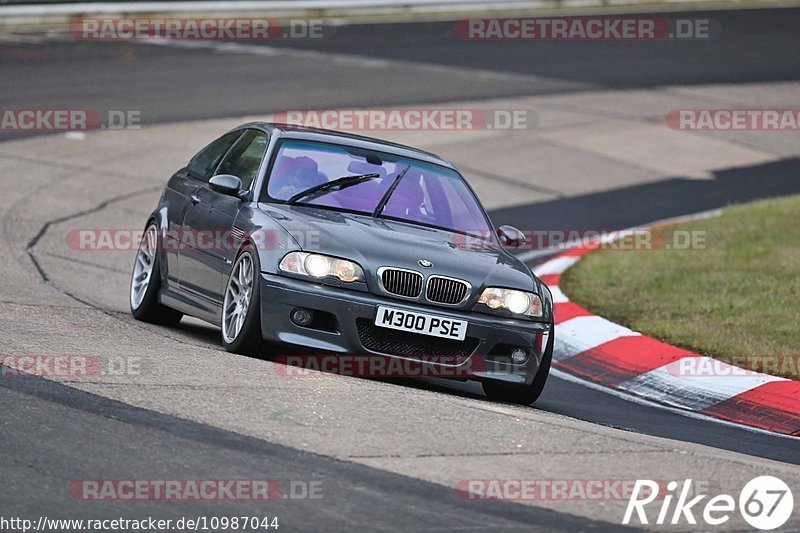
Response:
[561, 195, 800, 379]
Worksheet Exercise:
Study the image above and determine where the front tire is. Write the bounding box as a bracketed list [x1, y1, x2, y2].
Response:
[482, 326, 554, 405]
[221, 246, 269, 356]
[130, 223, 183, 326]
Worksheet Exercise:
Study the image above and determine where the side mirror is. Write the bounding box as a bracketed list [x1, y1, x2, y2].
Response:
[497, 225, 526, 248]
[209, 174, 244, 197]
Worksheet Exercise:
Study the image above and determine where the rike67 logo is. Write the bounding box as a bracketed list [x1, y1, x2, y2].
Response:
[623, 476, 794, 529]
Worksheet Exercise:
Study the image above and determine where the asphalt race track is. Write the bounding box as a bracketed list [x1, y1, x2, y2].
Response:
[1, 6, 799, 530]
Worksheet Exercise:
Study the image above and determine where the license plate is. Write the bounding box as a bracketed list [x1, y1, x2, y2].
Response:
[375, 306, 468, 341]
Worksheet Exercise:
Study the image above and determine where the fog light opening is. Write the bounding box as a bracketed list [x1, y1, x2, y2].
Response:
[291, 308, 314, 327]
[511, 348, 528, 364]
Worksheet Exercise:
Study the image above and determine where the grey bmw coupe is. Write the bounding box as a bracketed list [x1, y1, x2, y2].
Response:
[130, 123, 554, 404]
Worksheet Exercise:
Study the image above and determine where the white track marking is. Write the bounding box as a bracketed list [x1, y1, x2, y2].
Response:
[541, 207, 797, 435]
[532, 255, 580, 276]
[551, 368, 800, 440]
[554, 315, 639, 361]
[548, 285, 569, 303]
[0, 0, 553, 16]
[3, 0, 795, 18]
[618, 358, 787, 411]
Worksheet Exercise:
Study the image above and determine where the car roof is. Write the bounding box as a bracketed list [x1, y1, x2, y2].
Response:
[234, 122, 456, 170]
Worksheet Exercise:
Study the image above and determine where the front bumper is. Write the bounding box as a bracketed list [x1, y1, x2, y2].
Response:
[259, 273, 551, 385]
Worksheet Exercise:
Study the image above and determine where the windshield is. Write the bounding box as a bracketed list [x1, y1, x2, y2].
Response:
[266, 140, 492, 235]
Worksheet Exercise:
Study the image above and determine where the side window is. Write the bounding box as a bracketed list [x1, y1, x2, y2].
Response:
[215, 129, 269, 190]
[186, 131, 242, 182]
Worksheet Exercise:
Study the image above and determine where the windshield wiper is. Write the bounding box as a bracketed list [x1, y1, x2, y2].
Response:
[373, 165, 411, 217]
[286, 173, 380, 205]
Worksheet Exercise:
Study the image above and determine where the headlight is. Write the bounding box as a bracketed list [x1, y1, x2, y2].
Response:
[477, 287, 543, 317]
[279, 252, 364, 283]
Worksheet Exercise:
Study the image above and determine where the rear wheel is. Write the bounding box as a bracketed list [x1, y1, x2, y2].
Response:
[130, 223, 183, 326]
[482, 327, 554, 405]
[221, 246, 270, 356]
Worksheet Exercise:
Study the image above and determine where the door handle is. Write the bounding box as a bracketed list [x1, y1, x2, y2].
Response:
[190, 194, 201, 205]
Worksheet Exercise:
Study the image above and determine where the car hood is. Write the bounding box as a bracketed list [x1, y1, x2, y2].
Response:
[259, 203, 538, 294]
